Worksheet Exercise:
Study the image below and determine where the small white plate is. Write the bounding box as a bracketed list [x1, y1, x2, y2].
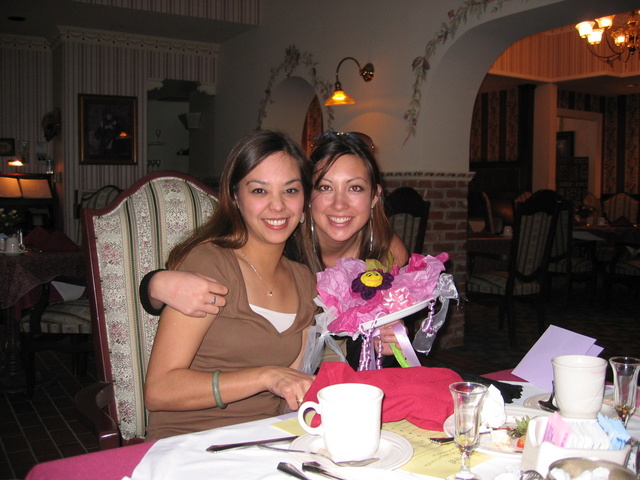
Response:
[444, 406, 545, 458]
[289, 430, 413, 470]
[359, 298, 433, 331]
[523, 391, 616, 416]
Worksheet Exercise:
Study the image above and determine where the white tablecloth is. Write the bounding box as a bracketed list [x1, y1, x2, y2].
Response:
[127, 382, 638, 480]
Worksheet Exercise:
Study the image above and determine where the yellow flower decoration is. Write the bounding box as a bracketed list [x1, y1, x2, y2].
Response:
[360, 270, 384, 287]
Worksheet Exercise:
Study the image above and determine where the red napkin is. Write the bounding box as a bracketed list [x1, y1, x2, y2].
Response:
[24, 226, 79, 251]
[303, 362, 462, 431]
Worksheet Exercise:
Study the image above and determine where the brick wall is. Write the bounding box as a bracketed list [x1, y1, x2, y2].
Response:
[382, 172, 473, 349]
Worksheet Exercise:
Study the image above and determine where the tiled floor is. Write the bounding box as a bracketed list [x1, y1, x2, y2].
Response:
[1, 281, 638, 479]
[0, 350, 98, 480]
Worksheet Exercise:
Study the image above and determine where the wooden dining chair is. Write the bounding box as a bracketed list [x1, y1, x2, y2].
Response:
[545, 193, 597, 309]
[602, 193, 639, 224]
[466, 190, 560, 347]
[74, 172, 218, 449]
[21, 185, 124, 397]
[74, 185, 123, 244]
[514, 191, 532, 204]
[385, 187, 430, 254]
[605, 243, 640, 306]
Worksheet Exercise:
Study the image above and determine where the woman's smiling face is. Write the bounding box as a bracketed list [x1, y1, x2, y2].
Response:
[234, 151, 304, 247]
[310, 154, 380, 248]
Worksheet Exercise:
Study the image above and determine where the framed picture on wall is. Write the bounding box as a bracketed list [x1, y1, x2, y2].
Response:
[556, 131, 575, 158]
[79, 94, 137, 165]
[0, 138, 16, 156]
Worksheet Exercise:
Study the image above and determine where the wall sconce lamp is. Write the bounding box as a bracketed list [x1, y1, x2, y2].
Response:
[7, 159, 24, 167]
[325, 57, 374, 106]
[179, 112, 202, 130]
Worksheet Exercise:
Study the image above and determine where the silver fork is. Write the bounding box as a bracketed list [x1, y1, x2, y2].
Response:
[258, 444, 379, 467]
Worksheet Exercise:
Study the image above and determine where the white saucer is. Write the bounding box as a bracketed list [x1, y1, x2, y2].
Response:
[360, 298, 433, 331]
[522, 391, 616, 416]
[2, 251, 24, 256]
[444, 406, 547, 458]
[289, 430, 413, 470]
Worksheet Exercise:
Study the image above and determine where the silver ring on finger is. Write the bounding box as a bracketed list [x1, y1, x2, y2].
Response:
[209, 296, 217, 306]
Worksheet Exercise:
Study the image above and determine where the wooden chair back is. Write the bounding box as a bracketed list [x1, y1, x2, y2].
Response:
[509, 189, 560, 287]
[603, 193, 639, 224]
[75, 185, 123, 244]
[385, 187, 430, 254]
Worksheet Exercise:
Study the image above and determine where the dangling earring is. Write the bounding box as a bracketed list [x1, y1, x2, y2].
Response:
[300, 213, 305, 224]
[310, 215, 317, 253]
[369, 208, 374, 252]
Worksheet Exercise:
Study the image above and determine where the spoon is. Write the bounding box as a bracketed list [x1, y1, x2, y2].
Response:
[538, 381, 559, 413]
[259, 444, 379, 467]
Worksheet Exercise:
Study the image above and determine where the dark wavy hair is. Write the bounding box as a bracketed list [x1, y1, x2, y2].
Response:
[167, 130, 313, 269]
[299, 131, 394, 273]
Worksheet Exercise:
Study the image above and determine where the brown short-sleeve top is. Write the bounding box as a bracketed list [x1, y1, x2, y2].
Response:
[145, 244, 317, 441]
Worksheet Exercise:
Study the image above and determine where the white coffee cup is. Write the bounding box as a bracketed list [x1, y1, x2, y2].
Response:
[503, 226, 513, 237]
[552, 355, 607, 419]
[297, 383, 384, 462]
[4, 237, 25, 254]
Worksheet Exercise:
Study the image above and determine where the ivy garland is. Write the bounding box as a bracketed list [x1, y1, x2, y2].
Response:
[403, 0, 514, 145]
[257, 45, 335, 130]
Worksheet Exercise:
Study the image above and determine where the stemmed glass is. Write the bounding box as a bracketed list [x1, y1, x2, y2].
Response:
[609, 356, 640, 427]
[448, 382, 488, 480]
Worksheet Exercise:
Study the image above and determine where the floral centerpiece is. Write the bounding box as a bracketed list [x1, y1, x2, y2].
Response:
[301, 253, 458, 373]
[0, 208, 22, 235]
[574, 202, 596, 221]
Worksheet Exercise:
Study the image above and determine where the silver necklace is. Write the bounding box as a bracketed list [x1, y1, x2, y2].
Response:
[240, 250, 274, 296]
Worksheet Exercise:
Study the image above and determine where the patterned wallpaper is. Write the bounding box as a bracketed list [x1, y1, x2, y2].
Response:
[469, 88, 520, 163]
[558, 90, 640, 196]
[469, 86, 640, 196]
[71, 0, 259, 24]
[0, 29, 219, 238]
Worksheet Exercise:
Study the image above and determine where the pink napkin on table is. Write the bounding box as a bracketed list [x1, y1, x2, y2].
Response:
[24, 226, 79, 251]
[303, 362, 462, 431]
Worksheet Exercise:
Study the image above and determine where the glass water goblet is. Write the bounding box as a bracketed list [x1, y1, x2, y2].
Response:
[609, 356, 640, 427]
[448, 382, 488, 480]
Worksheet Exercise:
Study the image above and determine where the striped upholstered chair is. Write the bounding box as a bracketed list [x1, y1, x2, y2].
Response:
[74, 172, 218, 449]
[546, 194, 597, 308]
[467, 190, 560, 347]
[603, 193, 639, 224]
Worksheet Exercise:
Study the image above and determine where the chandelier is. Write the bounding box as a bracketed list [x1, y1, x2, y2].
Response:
[575, 10, 639, 65]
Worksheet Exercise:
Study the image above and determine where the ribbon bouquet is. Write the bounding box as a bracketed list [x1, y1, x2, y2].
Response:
[301, 252, 459, 373]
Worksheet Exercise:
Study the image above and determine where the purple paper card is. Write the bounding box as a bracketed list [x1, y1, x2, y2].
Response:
[512, 324, 603, 391]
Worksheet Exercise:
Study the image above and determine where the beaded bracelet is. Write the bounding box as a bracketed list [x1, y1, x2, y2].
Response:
[212, 370, 227, 409]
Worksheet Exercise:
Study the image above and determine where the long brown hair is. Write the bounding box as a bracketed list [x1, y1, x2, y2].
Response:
[167, 130, 313, 269]
[300, 131, 393, 273]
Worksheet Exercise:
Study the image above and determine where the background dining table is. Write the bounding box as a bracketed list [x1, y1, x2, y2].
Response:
[466, 232, 512, 271]
[0, 249, 84, 392]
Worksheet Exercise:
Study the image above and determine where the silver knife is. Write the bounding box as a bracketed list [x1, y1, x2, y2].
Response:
[206, 435, 297, 452]
[302, 462, 347, 480]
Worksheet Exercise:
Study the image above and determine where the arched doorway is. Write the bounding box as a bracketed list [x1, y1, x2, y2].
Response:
[260, 76, 323, 151]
